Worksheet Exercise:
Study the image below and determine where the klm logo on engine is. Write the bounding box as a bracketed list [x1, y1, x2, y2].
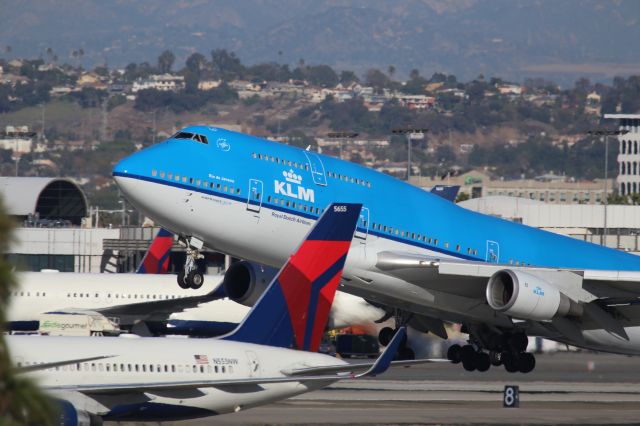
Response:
[275, 170, 315, 202]
[533, 286, 545, 296]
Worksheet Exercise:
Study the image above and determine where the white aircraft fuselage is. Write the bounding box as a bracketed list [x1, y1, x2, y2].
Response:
[10, 334, 340, 420]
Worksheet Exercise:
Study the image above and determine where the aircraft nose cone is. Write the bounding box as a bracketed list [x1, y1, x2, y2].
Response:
[113, 150, 146, 197]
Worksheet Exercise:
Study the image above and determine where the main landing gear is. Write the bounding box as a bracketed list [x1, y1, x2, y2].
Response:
[377, 310, 416, 360]
[446, 328, 536, 374]
[178, 236, 205, 290]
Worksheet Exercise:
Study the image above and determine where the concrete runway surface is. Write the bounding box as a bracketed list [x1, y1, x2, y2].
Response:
[112, 352, 640, 425]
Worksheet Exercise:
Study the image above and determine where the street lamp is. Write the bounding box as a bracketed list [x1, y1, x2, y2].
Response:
[587, 128, 630, 245]
[391, 128, 429, 181]
[327, 131, 358, 160]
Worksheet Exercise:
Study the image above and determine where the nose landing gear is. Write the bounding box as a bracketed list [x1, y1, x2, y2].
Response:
[177, 237, 205, 290]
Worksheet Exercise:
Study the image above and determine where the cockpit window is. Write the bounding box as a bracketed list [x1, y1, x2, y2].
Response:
[173, 132, 194, 140]
[171, 132, 209, 144]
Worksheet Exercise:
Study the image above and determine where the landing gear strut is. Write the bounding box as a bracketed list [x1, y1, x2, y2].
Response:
[377, 309, 415, 360]
[178, 237, 205, 290]
[446, 328, 536, 374]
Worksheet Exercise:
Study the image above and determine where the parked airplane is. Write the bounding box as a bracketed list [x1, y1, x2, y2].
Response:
[10, 203, 426, 424]
[7, 241, 381, 338]
[113, 125, 640, 372]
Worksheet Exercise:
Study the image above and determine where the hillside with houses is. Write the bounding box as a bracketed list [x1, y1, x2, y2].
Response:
[0, 51, 638, 209]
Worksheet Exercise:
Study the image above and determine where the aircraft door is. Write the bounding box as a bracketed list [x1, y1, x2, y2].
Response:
[247, 179, 263, 213]
[303, 151, 327, 186]
[245, 351, 260, 377]
[355, 207, 370, 241]
[486, 240, 499, 263]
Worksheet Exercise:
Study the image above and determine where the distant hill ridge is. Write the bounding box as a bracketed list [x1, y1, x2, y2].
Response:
[1, 0, 639, 83]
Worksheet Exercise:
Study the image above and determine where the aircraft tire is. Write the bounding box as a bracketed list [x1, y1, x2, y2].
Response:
[475, 351, 491, 372]
[188, 270, 204, 289]
[518, 352, 536, 373]
[378, 327, 395, 346]
[447, 344, 462, 364]
[509, 333, 528, 353]
[502, 352, 519, 373]
[177, 271, 190, 289]
[489, 350, 502, 366]
[399, 347, 415, 360]
[461, 345, 476, 371]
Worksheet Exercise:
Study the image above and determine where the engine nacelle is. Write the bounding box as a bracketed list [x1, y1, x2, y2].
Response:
[222, 261, 278, 307]
[56, 399, 95, 426]
[486, 269, 582, 321]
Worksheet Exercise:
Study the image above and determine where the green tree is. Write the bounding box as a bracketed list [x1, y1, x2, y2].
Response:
[364, 68, 390, 94]
[305, 65, 338, 88]
[0, 196, 56, 424]
[339, 70, 359, 85]
[455, 192, 470, 203]
[210, 49, 244, 81]
[157, 50, 176, 74]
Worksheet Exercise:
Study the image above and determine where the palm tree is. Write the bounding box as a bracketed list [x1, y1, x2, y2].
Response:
[388, 65, 396, 80]
[0, 196, 55, 424]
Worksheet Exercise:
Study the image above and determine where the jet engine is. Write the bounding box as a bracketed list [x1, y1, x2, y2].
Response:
[56, 399, 95, 426]
[222, 261, 277, 307]
[486, 269, 582, 321]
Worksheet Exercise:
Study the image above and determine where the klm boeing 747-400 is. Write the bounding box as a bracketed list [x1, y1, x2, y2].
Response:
[114, 126, 640, 373]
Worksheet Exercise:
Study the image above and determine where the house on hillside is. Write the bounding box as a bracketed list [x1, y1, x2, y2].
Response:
[132, 74, 184, 92]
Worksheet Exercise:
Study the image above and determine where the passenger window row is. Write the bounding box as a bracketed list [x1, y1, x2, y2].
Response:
[17, 361, 234, 375]
[252, 152, 310, 171]
[266, 195, 323, 215]
[151, 170, 241, 196]
[327, 171, 371, 188]
[370, 222, 479, 257]
[12, 291, 46, 297]
[65, 292, 183, 300]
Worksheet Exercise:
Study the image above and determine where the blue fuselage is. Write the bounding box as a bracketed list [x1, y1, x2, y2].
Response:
[113, 126, 640, 272]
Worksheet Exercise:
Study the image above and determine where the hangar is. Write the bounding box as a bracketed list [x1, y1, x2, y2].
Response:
[0, 177, 88, 226]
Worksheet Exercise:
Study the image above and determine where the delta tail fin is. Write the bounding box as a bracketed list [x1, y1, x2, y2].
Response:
[223, 203, 361, 352]
[136, 228, 174, 274]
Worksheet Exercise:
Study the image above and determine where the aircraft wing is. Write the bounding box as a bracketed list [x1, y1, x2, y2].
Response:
[282, 358, 448, 376]
[92, 284, 227, 320]
[48, 328, 424, 394]
[376, 250, 640, 301]
[17, 355, 116, 373]
[372, 250, 640, 340]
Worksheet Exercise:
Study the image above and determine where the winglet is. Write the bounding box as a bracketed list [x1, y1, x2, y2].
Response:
[430, 185, 460, 202]
[357, 327, 406, 378]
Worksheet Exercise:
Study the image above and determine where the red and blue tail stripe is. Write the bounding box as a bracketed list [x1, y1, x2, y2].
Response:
[224, 203, 361, 351]
[136, 228, 173, 274]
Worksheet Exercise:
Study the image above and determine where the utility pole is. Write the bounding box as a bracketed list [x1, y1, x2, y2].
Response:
[327, 131, 358, 160]
[41, 102, 46, 142]
[391, 128, 429, 181]
[587, 128, 629, 245]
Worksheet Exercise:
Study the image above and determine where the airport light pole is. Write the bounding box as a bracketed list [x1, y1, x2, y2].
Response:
[392, 128, 429, 181]
[587, 128, 629, 245]
[327, 131, 358, 160]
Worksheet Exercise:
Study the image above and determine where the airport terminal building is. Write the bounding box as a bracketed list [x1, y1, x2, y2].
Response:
[606, 114, 640, 195]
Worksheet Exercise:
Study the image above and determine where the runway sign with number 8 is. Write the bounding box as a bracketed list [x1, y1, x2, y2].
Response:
[503, 385, 519, 408]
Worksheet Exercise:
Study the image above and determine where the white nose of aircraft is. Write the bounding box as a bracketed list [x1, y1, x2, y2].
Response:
[112, 149, 153, 210]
